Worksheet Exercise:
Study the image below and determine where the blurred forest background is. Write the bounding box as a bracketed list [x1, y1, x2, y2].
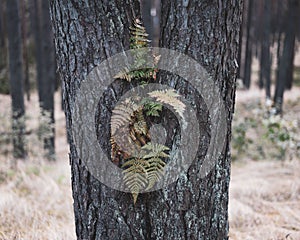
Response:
[0, 0, 300, 239]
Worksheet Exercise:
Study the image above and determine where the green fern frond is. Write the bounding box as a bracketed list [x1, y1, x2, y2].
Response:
[141, 142, 170, 159]
[148, 89, 186, 119]
[114, 18, 157, 82]
[141, 98, 163, 117]
[145, 157, 166, 191]
[140, 143, 169, 191]
[122, 157, 149, 204]
[129, 19, 150, 49]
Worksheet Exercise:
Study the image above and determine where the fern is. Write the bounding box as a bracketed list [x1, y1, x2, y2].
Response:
[146, 157, 166, 190]
[110, 99, 140, 136]
[122, 157, 149, 204]
[122, 143, 169, 203]
[114, 19, 157, 82]
[141, 142, 169, 159]
[142, 143, 169, 191]
[111, 19, 176, 204]
[141, 98, 163, 117]
[110, 98, 142, 163]
[148, 89, 185, 119]
[129, 19, 150, 50]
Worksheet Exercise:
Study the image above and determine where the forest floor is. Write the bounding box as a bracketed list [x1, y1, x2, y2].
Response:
[0, 84, 299, 239]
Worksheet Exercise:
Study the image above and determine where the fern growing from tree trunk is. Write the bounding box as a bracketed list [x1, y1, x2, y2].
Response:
[111, 19, 186, 204]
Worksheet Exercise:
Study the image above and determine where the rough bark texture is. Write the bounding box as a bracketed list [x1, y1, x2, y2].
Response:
[50, 0, 242, 239]
[159, 0, 242, 239]
[6, 0, 26, 158]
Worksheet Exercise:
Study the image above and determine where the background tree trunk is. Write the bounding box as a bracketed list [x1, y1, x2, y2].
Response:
[31, 0, 55, 159]
[50, 0, 242, 239]
[243, 0, 253, 89]
[140, 0, 153, 42]
[6, 0, 26, 159]
[0, 0, 9, 95]
[259, 0, 271, 99]
[274, 0, 298, 114]
[40, 0, 55, 159]
[20, 0, 30, 101]
[0, 0, 5, 50]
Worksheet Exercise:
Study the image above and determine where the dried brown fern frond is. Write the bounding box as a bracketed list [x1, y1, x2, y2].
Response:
[148, 89, 186, 119]
[110, 99, 140, 136]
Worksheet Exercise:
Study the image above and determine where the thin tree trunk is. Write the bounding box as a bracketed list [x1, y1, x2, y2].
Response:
[0, 0, 6, 70]
[237, 0, 244, 79]
[6, 0, 26, 159]
[50, 0, 242, 239]
[243, 0, 253, 89]
[40, 0, 55, 159]
[274, 0, 298, 114]
[31, 0, 55, 159]
[31, 0, 42, 89]
[152, 0, 161, 47]
[259, 0, 271, 99]
[140, 0, 153, 42]
[0, 0, 5, 49]
[20, 0, 30, 101]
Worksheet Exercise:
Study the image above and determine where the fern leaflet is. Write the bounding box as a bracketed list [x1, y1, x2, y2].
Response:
[148, 89, 186, 119]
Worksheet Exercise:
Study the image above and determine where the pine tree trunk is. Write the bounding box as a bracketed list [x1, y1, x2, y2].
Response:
[159, 0, 242, 238]
[40, 0, 55, 159]
[140, 0, 153, 42]
[20, 0, 30, 101]
[32, 0, 55, 159]
[0, 0, 5, 50]
[237, 0, 245, 80]
[50, 0, 242, 239]
[274, 0, 298, 113]
[259, 0, 271, 99]
[243, 0, 253, 89]
[6, 0, 26, 159]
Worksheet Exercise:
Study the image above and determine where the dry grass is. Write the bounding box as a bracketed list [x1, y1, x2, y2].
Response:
[0, 93, 75, 240]
[229, 160, 300, 240]
[229, 84, 300, 240]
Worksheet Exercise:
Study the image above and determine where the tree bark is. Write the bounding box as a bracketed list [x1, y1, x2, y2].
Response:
[6, 0, 26, 158]
[50, 0, 242, 239]
[159, 0, 242, 238]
